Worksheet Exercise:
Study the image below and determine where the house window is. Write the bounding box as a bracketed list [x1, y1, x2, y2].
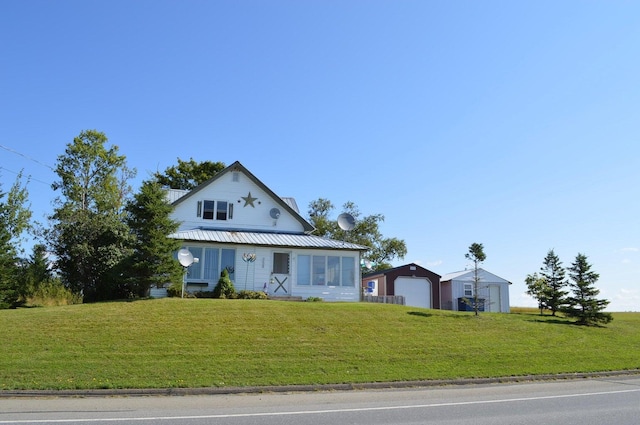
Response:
[200, 200, 233, 221]
[312, 256, 326, 285]
[341, 257, 355, 287]
[273, 252, 290, 274]
[297, 255, 311, 285]
[327, 256, 340, 286]
[297, 255, 356, 287]
[464, 283, 473, 297]
[179, 246, 236, 282]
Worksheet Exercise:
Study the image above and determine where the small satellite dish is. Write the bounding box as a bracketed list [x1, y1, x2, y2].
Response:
[270, 208, 281, 219]
[337, 212, 356, 231]
[177, 248, 194, 267]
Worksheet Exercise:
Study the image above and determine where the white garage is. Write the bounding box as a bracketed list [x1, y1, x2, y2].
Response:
[395, 277, 432, 309]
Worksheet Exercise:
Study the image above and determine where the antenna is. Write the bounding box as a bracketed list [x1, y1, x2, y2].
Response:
[177, 248, 195, 298]
[177, 249, 194, 267]
[337, 212, 355, 231]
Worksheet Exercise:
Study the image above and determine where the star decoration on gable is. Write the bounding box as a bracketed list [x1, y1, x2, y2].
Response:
[241, 192, 258, 208]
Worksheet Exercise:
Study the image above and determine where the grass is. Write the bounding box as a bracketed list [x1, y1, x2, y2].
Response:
[1, 299, 638, 390]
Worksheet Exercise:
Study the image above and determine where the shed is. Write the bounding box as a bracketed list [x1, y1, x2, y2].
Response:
[362, 263, 441, 309]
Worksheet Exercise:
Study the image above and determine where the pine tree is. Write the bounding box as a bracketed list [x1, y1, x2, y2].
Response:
[539, 249, 568, 316]
[125, 180, 183, 296]
[564, 253, 612, 325]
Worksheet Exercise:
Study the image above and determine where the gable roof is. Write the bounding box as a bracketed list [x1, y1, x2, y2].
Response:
[172, 161, 314, 233]
[362, 263, 441, 278]
[440, 268, 512, 285]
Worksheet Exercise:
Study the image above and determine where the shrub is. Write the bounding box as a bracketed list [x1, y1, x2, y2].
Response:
[213, 269, 235, 299]
[306, 296, 323, 302]
[236, 290, 268, 300]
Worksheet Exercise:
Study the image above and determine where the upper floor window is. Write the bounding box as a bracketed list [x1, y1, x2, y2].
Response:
[464, 283, 473, 297]
[198, 200, 233, 221]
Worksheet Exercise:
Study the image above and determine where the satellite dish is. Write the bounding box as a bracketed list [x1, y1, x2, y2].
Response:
[177, 248, 194, 267]
[270, 208, 281, 219]
[337, 212, 356, 231]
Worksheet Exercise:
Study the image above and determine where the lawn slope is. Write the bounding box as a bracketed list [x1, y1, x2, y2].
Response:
[1, 299, 638, 390]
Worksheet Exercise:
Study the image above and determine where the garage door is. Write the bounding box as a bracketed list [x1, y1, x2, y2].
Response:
[395, 277, 431, 309]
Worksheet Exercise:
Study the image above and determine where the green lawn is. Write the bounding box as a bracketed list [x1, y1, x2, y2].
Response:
[1, 299, 638, 390]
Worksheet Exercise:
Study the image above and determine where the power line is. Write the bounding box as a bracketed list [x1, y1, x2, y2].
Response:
[0, 143, 55, 170]
[0, 166, 52, 186]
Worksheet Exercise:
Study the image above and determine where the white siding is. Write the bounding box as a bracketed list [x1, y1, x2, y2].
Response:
[172, 171, 305, 234]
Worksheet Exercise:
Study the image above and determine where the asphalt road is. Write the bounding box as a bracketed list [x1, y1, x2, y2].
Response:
[1, 376, 639, 424]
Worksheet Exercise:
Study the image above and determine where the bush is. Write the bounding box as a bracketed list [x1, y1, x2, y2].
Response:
[236, 290, 268, 300]
[27, 281, 82, 306]
[213, 269, 235, 299]
[306, 297, 323, 302]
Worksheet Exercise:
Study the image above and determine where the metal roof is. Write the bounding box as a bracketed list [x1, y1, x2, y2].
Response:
[169, 228, 369, 251]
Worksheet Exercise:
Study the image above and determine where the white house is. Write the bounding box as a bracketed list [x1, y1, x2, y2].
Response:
[440, 268, 511, 313]
[152, 161, 368, 301]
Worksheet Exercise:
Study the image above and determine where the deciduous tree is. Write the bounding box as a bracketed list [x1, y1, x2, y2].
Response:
[307, 199, 407, 271]
[154, 158, 225, 190]
[525, 272, 549, 315]
[465, 242, 486, 316]
[48, 130, 135, 302]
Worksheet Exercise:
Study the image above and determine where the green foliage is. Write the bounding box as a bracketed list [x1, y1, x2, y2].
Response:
[166, 282, 183, 298]
[0, 171, 32, 309]
[213, 269, 235, 299]
[28, 281, 82, 306]
[465, 242, 486, 316]
[525, 272, 549, 315]
[236, 290, 268, 299]
[306, 296, 323, 302]
[307, 199, 407, 271]
[153, 158, 226, 190]
[563, 253, 612, 326]
[125, 180, 183, 296]
[539, 249, 568, 316]
[48, 130, 136, 302]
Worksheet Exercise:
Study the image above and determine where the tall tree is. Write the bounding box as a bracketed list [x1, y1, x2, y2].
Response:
[525, 272, 549, 315]
[307, 199, 407, 271]
[154, 158, 226, 190]
[539, 249, 568, 316]
[0, 172, 32, 308]
[48, 130, 136, 302]
[125, 179, 183, 296]
[564, 253, 612, 326]
[465, 242, 486, 316]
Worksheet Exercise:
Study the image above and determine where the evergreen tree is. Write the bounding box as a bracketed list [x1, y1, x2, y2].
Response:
[564, 253, 612, 325]
[539, 249, 568, 316]
[0, 172, 32, 309]
[213, 269, 235, 299]
[125, 180, 183, 296]
[465, 242, 486, 316]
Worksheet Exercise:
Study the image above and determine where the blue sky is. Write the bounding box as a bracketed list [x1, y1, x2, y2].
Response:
[1, 1, 638, 311]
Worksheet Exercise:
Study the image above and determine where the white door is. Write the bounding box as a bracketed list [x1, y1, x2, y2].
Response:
[270, 251, 291, 295]
[488, 285, 501, 312]
[395, 277, 431, 308]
